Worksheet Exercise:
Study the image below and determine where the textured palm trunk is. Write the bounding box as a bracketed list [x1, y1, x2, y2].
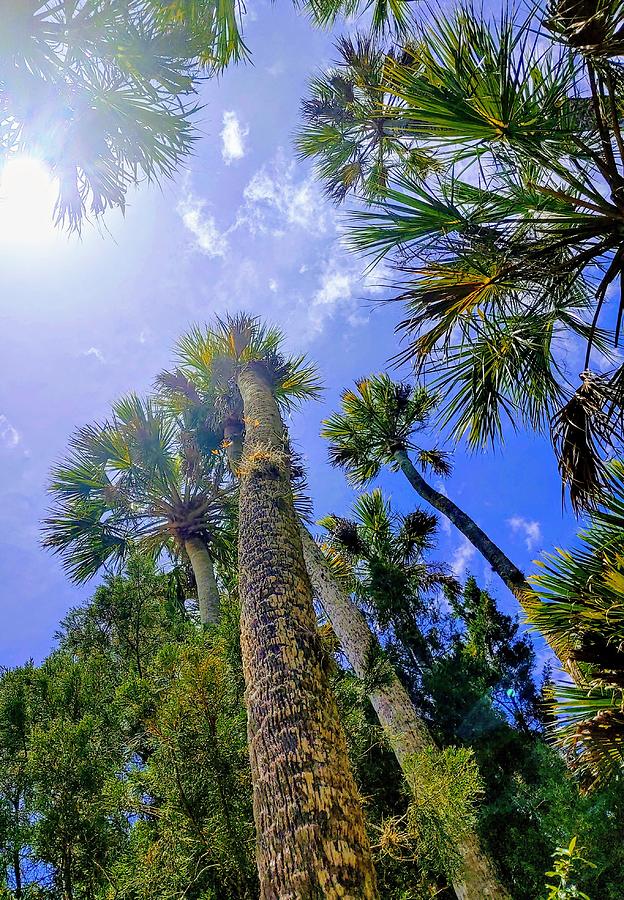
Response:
[300, 526, 512, 900]
[237, 362, 378, 900]
[184, 537, 220, 626]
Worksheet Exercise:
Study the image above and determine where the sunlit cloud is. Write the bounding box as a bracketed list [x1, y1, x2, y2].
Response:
[243, 152, 331, 235]
[177, 185, 229, 258]
[451, 537, 476, 578]
[83, 347, 105, 363]
[221, 111, 249, 165]
[0, 415, 20, 449]
[508, 515, 542, 551]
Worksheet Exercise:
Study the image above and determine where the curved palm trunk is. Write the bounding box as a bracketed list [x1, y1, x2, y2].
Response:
[300, 527, 511, 900]
[237, 363, 378, 899]
[184, 537, 220, 626]
[394, 450, 581, 684]
[393, 450, 526, 595]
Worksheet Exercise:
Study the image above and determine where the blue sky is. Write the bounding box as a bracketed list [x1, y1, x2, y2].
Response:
[0, 0, 581, 669]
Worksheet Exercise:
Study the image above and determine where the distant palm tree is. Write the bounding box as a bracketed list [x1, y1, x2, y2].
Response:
[172, 314, 379, 898]
[300, 3, 624, 511]
[42, 394, 231, 626]
[322, 374, 529, 600]
[300, 491, 512, 899]
[2, 1, 200, 229]
[529, 460, 624, 788]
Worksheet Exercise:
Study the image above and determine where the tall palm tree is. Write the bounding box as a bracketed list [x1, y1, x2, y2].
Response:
[299, 3, 624, 511]
[322, 374, 529, 599]
[529, 459, 624, 789]
[42, 394, 232, 626]
[299, 492, 512, 899]
[2, 1, 201, 229]
[172, 315, 379, 898]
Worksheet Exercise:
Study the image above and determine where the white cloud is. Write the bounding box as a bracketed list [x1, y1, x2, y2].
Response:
[451, 538, 476, 578]
[243, 153, 330, 235]
[268, 279, 278, 292]
[0, 415, 19, 449]
[177, 187, 229, 258]
[221, 111, 249, 165]
[83, 347, 105, 363]
[508, 515, 542, 552]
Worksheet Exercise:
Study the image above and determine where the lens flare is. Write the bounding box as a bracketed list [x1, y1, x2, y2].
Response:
[0, 156, 58, 245]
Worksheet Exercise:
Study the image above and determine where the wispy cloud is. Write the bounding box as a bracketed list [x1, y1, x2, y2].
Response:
[0, 415, 19, 449]
[243, 152, 330, 235]
[83, 347, 105, 363]
[221, 111, 249, 165]
[508, 515, 542, 551]
[451, 537, 476, 578]
[177, 186, 229, 258]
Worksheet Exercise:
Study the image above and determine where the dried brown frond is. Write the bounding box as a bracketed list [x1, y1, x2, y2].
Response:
[552, 369, 624, 512]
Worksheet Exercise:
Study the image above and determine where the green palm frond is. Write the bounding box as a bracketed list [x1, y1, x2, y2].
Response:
[150, 0, 250, 70]
[43, 394, 231, 583]
[301, 0, 415, 37]
[175, 315, 323, 417]
[297, 35, 432, 202]
[383, 6, 579, 155]
[322, 372, 443, 485]
[529, 461, 624, 786]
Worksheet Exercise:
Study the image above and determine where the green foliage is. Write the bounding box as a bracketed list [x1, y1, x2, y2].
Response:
[404, 746, 483, 880]
[0, 1, 202, 229]
[322, 373, 449, 485]
[529, 461, 624, 787]
[43, 396, 234, 585]
[545, 837, 595, 900]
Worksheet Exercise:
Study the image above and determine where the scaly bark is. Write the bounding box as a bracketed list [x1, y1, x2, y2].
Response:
[237, 361, 378, 900]
[300, 526, 512, 900]
[184, 537, 220, 626]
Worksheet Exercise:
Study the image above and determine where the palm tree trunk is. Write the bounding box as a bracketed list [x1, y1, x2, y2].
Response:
[392, 449, 526, 595]
[184, 537, 220, 626]
[392, 450, 584, 680]
[237, 362, 378, 899]
[300, 526, 511, 900]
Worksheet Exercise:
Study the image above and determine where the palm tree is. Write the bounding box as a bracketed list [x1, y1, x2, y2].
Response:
[299, 3, 624, 511]
[322, 374, 529, 599]
[42, 394, 232, 626]
[299, 492, 512, 899]
[172, 314, 379, 898]
[529, 459, 624, 788]
[318, 489, 456, 676]
[2, 1, 202, 229]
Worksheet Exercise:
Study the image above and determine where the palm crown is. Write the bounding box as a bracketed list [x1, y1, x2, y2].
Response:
[301, 3, 624, 511]
[322, 373, 451, 484]
[165, 314, 323, 426]
[43, 394, 232, 583]
[319, 488, 456, 674]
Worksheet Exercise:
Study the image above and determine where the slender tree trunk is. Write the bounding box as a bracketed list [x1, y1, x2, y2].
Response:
[299, 526, 512, 900]
[237, 362, 378, 899]
[184, 537, 220, 626]
[393, 450, 526, 594]
[393, 450, 580, 680]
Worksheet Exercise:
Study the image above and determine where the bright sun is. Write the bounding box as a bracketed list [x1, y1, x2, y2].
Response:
[0, 156, 58, 245]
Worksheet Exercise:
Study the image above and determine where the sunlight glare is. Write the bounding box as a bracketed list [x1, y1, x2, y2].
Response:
[0, 156, 58, 246]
